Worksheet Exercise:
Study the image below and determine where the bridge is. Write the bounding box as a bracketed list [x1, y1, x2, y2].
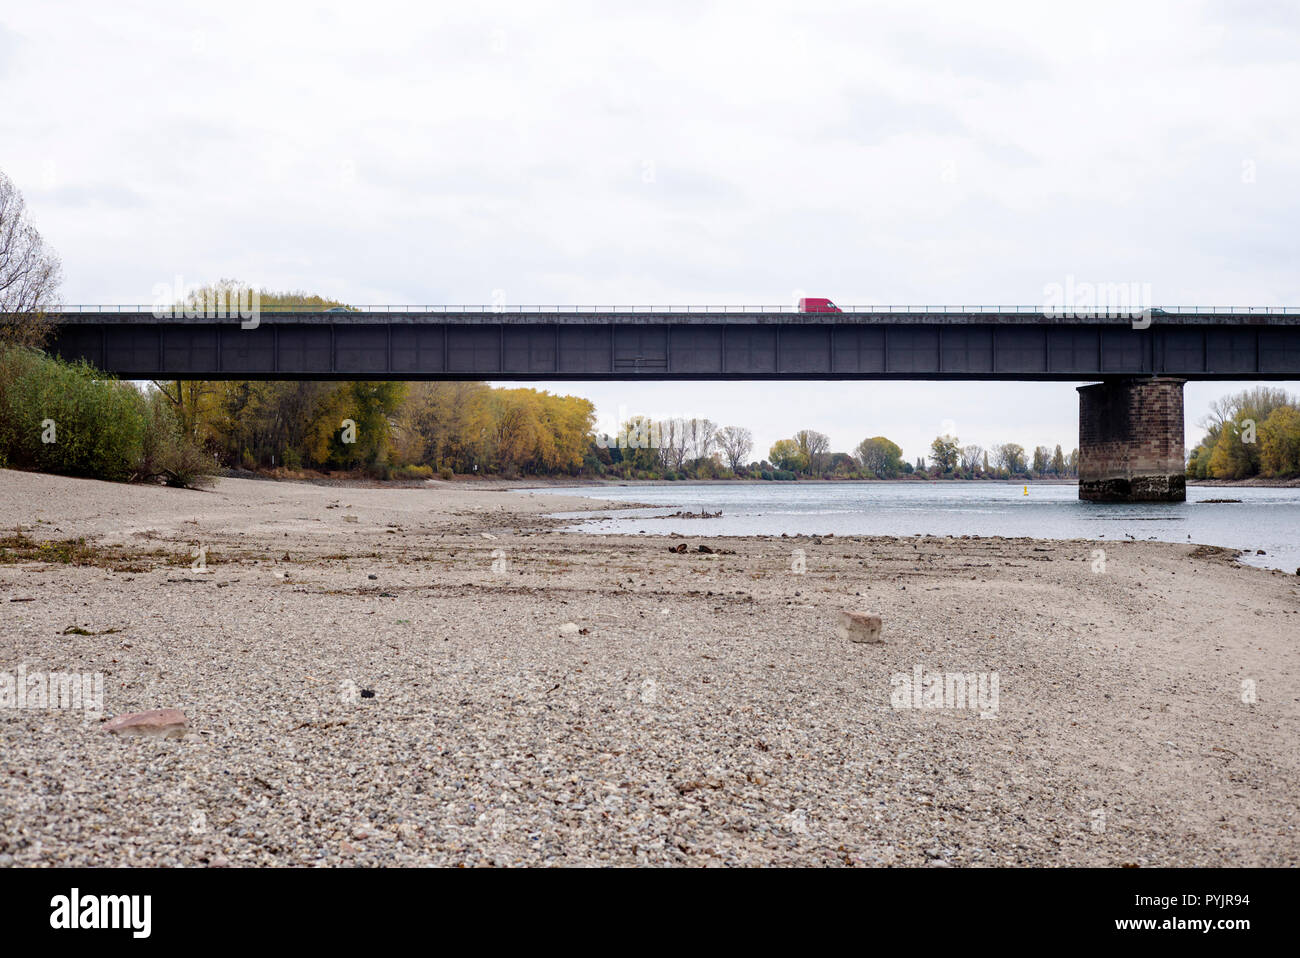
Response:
[46, 306, 1300, 503]
[46, 306, 1300, 382]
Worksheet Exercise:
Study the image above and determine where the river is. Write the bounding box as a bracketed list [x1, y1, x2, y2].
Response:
[528, 481, 1300, 573]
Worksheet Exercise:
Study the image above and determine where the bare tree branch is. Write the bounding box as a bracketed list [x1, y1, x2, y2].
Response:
[0, 171, 63, 349]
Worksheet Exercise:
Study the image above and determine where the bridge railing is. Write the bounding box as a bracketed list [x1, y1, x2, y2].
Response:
[48, 304, 1300, 314]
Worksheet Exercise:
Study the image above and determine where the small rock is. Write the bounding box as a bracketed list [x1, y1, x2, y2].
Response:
[558, 622, 581, 636]
[368, 574, 378, 580]
[102, 708, 188, 739]
[360, 689, 375, 698]
[838, 611, 883, 644]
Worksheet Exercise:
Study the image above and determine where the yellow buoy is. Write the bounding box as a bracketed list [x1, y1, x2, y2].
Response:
[1023, 485, 1028, 495]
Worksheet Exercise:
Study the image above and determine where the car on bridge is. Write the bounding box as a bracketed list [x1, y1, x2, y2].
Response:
[798, 296, 841, 313]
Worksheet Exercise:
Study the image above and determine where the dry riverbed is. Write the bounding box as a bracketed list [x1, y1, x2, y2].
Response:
[1, 469, 1298, 867]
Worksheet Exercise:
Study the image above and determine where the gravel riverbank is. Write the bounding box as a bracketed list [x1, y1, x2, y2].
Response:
[1, 469, 1297, 866]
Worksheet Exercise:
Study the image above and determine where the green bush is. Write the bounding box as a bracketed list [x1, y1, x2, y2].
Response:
[438, 465, 453, 480]
[0, 347, 146, 481]
[0, 347, 215, 487]
[136, 391, 217, 487]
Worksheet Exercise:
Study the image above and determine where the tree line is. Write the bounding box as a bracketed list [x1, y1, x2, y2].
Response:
[586, 421, 1078, 481]
[1186, 387, 1300, 479]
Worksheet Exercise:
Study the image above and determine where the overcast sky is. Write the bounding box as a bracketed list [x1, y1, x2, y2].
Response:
[3, 0, 1298, 461]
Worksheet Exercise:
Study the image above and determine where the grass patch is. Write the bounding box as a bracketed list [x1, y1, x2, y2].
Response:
[0, 528, 222, 572]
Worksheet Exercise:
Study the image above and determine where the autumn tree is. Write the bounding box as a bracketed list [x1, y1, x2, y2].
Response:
[1192, 387, 1294, 479]
[795, 429, 831, 475]
[1259, 405, 1300, 476]
[769, 439, 808, 473]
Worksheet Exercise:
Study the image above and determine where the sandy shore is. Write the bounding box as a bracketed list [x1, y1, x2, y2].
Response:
[1, 468, 1297, 867]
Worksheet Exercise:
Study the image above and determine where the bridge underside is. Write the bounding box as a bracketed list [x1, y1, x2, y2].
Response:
[46, 313, 1300, 381]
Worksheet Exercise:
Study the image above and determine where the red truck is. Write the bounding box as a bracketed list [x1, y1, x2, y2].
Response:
[798, 297, 841, 313]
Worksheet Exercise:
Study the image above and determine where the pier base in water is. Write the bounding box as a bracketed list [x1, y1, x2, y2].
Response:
[1077, 378, 1186, 503]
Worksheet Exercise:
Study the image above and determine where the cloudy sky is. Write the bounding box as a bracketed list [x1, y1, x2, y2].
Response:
[3, 0, 1298, 461]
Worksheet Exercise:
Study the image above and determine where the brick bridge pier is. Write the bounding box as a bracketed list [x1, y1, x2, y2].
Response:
[1077, 377, 1186, 502]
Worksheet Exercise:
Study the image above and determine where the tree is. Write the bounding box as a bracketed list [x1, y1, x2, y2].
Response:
[1051, 444, 1065, 476]
[1032, 445, 1050, 476]
[961, 444, 984, 473]
[1259, 405, 1300, 476]
[993, 443, 1026, 475]
[685, 417, 718, 469]
[151, 380, 215, 441]
[855, 436, 903, 478]
[769, 439, 807, 473]
[398, 381, 493, 471]
[659, 418, 690, 472]
[828, 452, 857, 475]
[794, 429, 831, 475]
[930, 434, 960, 473]
[1207, 424, 1244, 479]
[0, 171, 63, 349]
[715, 425, 753, 472]
[618, 415, 662, 472]
[304, 380, 406, 468]
[1196, 387, 1295, 479]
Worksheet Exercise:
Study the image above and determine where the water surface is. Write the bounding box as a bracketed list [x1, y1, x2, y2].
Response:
[528, 482, 1300, 572]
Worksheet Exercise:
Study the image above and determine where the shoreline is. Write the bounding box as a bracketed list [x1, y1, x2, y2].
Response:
[217, 468, 1300, 490]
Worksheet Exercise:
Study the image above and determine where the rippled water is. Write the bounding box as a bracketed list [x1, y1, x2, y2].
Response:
[528, 481, 1300, 572]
